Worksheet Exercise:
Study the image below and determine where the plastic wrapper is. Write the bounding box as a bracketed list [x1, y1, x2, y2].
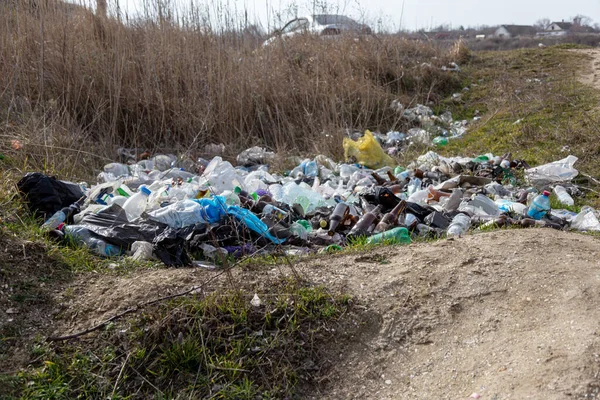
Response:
[525, 155, 578, 186]
[570, 207, 600, 232]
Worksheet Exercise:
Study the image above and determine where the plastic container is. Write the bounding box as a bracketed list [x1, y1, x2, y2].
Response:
[367, 227, 411, 245]
[122, 185, 152, 221]
[432, 136, 448, 146]
[447, 213, 471, 237]
[64, 225, 123, 257]
[527, 191, 551, 220]
[303, 160, 319, 177]
[148, 200, 206, 228]
[553, 185, 574, 206]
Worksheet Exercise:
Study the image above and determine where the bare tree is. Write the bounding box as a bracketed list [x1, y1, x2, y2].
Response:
[572, 14, 592, 27]
[535, 18, 551, 30]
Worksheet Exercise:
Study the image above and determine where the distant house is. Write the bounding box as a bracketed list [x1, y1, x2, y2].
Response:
[548, 21, 573, 32]
[541, 21, 573, 36]
[494, 25, 537, 38]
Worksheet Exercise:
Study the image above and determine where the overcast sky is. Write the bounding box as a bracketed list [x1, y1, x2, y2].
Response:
[105, 0, 600, 31]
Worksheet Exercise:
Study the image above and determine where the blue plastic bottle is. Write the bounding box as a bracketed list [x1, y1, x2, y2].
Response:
[527, 190, 551, 220]
[303, 160, 319, 178]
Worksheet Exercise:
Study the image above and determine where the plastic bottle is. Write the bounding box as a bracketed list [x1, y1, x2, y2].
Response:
[348, 205, 382, 237]
[406, 177, 422, 196]
[339, 164, 360, 180]
[432, 136, 449, 146]
[41, 196, 87, 230]
[122, 185, 152, 221]
[447, 213, 471, 237]
[328, 203, 349, 236]
[553, 185, 574, 206]
[366, 227, 411, 245]
[289, 222, 309, 240]
[527, 191, 551, 220]
[303, 160, 319, 177]
[63, 225, 123, 257]
[263, 204, 288, 221]
[148, 200, 207, 228]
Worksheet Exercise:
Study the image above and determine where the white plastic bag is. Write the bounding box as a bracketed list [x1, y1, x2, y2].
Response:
[525, 155, 578, 186]
[570, 206, 600, 232]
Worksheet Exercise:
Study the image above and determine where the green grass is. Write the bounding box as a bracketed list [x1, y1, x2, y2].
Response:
[5, 278, 352, 399]
[439, 48, 600, 188]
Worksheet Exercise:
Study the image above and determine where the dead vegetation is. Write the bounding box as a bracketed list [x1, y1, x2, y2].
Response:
[0, 0, 463, 171]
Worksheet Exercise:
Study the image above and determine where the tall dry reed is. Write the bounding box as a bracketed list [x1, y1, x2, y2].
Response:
[0, 0, 462, 174]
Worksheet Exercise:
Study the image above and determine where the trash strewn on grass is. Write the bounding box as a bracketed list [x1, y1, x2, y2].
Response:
[16, 131, 598, 267]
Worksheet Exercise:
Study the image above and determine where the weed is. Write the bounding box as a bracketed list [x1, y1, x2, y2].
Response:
[12, 278, 353, 399]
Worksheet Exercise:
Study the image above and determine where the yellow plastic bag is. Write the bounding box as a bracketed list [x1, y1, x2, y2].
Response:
[343, 130, 395, 169]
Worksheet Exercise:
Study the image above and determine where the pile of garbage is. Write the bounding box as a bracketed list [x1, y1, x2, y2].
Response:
[377, 103, 475, 155]
[15, 135, 600, 267]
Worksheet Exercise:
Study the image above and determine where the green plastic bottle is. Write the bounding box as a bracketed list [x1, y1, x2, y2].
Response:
[472, 155, 490, 163]
[367, 227, 411, 245]
[432, 136, 449, 146]
[393, 166, 406, 176]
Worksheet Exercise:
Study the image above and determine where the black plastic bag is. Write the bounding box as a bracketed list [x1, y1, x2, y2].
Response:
[78, 204, 168, 249]
[17, 173, 84, 220]
[153, 224, 208, 267]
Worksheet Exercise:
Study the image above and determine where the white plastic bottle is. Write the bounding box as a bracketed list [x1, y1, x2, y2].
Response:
[122, 185, 152, 221]
[447, 213, 471, 237]
[553, 185, 574, 206]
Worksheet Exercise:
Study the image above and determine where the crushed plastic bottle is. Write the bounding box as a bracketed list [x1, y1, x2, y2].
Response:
[447, 213, 471, 238]
[553, 185, 574, 206]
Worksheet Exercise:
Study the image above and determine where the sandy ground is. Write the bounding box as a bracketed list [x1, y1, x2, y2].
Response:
[49, 229, 600, 399]
[576, 48, 600, 91]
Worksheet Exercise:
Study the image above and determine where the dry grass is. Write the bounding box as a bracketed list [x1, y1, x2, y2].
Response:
[0, 0, 463, 175]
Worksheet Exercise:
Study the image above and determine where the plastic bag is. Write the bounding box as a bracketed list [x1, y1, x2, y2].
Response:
[17, 173, 85, 220]
[570, 206, 600, 232]
[525, 155, 578, 186]
[343, 130, 395, 169]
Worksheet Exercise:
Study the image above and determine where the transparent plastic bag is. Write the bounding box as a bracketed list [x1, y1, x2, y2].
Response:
[525, 155, 578, 186]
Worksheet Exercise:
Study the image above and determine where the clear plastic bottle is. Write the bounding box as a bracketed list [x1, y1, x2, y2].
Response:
[553, 185, 574, 206]
[447, 213, 471, 237]
[64, 225, 122, 257]
[122, 185, 152, 221]
[527, 191, 551, 220]
[148, 200, 207, 228]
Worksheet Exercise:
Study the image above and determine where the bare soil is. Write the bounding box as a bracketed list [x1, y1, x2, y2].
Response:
[576, 48, 600, 91]
[42, 229, 600, 399]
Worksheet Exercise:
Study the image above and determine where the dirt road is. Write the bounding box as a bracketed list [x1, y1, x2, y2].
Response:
[576, 48, 600, 91]
[54, 229, 600, 399]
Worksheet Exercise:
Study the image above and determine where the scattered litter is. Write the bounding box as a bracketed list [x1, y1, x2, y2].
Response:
[15, 135, 597, 267]
[250, 293, 262, 307]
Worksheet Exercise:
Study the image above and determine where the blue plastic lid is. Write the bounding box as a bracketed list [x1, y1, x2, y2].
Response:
[140, 186, 152, 196]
